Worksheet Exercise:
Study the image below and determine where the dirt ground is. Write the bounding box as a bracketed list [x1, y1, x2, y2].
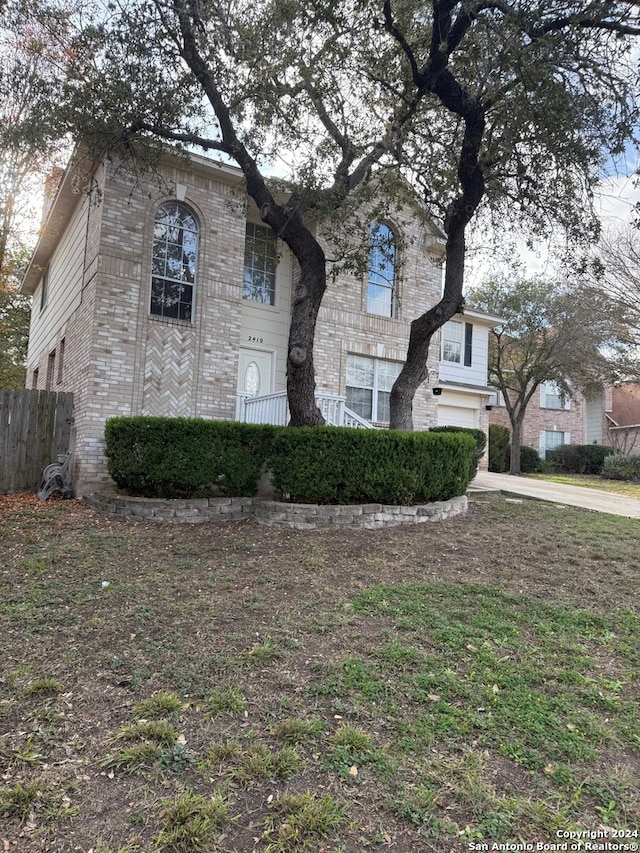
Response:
[1, 491, 638, 852]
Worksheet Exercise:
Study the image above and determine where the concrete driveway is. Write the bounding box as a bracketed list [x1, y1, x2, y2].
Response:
[470, 471, 640, 519]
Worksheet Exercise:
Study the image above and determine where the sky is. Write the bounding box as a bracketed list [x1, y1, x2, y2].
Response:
[465, 147, 640, 287]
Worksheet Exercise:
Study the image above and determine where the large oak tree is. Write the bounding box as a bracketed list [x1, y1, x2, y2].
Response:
[10, 0, 640, 422]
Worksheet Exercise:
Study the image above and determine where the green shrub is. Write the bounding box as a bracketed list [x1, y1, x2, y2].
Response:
[488, 424, 510, 473]
[601, 453, 640, 481]
[547, 443, 614, 475]
[519, 445, 544, 473]
[429, 426, 486, 480]
[268, 426, 475, 505]
[104, 417, 274, 498]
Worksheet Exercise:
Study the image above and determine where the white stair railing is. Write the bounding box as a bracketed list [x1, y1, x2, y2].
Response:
[239, 391, 374, 428]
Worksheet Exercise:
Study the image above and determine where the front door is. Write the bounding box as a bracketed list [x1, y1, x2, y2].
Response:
[237, 349, 274, 397]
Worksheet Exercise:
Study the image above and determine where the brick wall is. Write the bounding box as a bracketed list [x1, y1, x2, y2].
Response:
[489, 389, 586, 455]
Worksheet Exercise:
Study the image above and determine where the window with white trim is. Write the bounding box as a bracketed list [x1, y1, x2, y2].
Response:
[151, 202, 198, 321]
[540, 430, 570, 458]
[441, 320, 463, 363]
[540, 381, 570, 410]
[367, 223, 396, 317]
[243, 223, 278, 305]
[346, 355, 402, 423]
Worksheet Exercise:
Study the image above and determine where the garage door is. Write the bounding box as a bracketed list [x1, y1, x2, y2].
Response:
[437, 405, 477, 429]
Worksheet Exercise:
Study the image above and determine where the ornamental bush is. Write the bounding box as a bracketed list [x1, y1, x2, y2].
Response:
[547, 443, 614, 475]
[268, 426, 475, 504]
[601, 452, 640, 481]
[429, 426, 486, 480]
[104, 417, 274, 498]
[518, 445, 544, 474]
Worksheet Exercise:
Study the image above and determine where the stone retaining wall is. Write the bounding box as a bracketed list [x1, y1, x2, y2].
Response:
[84, 493, 468, 529]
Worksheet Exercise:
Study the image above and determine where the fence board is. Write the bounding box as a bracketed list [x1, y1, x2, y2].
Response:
[0, 390, 74, 494]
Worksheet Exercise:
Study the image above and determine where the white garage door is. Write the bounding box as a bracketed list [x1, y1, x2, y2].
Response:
[437, 405, 477, 429]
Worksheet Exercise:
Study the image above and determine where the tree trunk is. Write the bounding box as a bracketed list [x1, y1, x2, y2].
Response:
[286, 254, 326, 426]
[509, 414, 525, 475]
[389, 217, 466, 430]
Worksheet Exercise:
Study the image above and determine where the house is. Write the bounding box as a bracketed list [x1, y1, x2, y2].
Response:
[21, 149, 497, 495]
[488, 381, 606, 459]
[603, 383, 640, 452]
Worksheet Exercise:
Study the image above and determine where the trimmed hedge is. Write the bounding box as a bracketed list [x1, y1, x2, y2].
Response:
[488, 424, 510, 473]
[104, 417, 476, 504]
[429, 426, 486, 480]
[104, 417, 274, 498]
[547, 443, 614, 475]
[269, 426, 475, 504]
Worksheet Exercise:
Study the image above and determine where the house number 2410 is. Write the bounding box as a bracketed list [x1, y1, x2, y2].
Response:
[247, 336, 264, 343]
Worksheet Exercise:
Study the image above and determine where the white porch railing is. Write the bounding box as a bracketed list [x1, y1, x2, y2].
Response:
[237, 390, 374, 428]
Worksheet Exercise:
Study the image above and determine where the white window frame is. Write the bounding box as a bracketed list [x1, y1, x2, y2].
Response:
[150, 202, 198, 322]
[540, 381, 570, 410]
[441, 320, 463, 363]
[366, 223, 397, 318]
[346, 355, 402, 424]
[243, 222, 278, 306]
[539, 430, 571, 459]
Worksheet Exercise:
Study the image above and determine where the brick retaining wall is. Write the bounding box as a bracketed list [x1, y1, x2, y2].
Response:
[84, 493, 467, 529]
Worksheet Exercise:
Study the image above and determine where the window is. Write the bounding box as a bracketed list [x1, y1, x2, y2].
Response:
[39, 268, 49, 312]
[541, 381, 570, 410]
[367, 223, 396, 317]
[441, 320, 463, 363]
[243, 223, 278, 305]
[32, 368, 39, 389]
[540, 430, 570, 459]
[346, 355, 402, 423]
[441, 321, 473, 365]
[46, 350, 56, 390]
[57, 338, 65, 385]
[151, 202, 198, 321]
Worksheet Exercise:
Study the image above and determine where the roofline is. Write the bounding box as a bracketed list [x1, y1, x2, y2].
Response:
[456, 308, 506, 326]
[20, 147, 97, 295]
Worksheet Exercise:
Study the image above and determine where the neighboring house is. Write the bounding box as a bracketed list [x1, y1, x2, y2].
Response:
[604, 383, 640, 452]
[489, 381, 605, 459]
[21, 149, 496, 494]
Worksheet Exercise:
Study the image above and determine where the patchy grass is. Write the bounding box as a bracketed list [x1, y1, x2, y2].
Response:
[531, 471, 640, 498]
[0, 491, 639, 851]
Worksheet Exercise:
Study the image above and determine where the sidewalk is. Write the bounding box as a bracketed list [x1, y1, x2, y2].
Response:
[470, 471, 640, 519]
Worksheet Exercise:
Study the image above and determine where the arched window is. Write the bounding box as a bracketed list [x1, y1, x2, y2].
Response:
[151, 202, 198, 321]
[367, 222, 396, 317]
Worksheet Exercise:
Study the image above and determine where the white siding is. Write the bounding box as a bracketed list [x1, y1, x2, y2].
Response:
[584, 396, 604, 444]
[438, 320, 490, 387]
[26, 192, 90, 370]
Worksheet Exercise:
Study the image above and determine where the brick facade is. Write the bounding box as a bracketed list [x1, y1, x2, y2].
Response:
[22, 151, 481, 495]
[489, 388, 587, 457]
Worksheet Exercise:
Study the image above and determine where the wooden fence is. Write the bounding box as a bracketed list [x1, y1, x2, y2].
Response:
[0, 390, 74, 494]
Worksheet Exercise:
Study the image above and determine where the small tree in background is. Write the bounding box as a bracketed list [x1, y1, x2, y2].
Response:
[470, 277, 633, 475]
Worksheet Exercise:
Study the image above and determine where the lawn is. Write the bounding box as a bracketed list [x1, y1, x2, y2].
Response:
[1, 491, 638, 852]
[530, 472, 640, 499]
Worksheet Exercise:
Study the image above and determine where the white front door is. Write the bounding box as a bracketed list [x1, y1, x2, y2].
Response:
[237, 349, 274, 397]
